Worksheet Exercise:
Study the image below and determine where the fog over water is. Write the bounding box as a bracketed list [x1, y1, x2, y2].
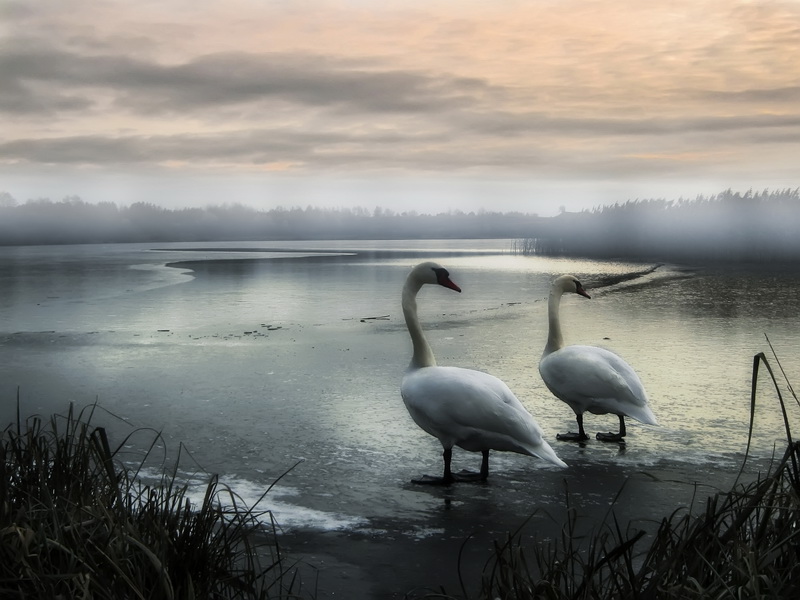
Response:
[1, 188, 799, 263]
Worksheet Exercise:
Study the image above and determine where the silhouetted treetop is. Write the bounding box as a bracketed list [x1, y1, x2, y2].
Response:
[2, 188, 798, 262]
[0, 195, 545, 245]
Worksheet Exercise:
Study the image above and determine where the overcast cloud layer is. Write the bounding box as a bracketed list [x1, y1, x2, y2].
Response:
[1, 0, 798, 215]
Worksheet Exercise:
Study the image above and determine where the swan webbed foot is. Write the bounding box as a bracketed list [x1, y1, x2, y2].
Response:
[557, 431, 590, 442]
[411, 470, 486, 485]
[452, 469, 487, 483]
[595, 431, 626, 443]
[411, 474, 454, 485]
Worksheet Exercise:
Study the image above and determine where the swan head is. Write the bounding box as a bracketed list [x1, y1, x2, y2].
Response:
[552, 274, 591, 299]
[409, 261, 462, 293]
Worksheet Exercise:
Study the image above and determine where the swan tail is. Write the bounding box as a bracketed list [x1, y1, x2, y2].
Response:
[627, 403, 659, 426]
[529, 441, 568, 468]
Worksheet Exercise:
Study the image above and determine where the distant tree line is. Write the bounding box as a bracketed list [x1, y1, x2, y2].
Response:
[0, 192, 546, 245]
[514, 188, 800, 262]
[2, 188, 798, 262]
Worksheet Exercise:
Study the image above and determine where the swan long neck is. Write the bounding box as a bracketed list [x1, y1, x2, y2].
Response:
[543, 288, 565, 357]
[402, 279, 436, 369]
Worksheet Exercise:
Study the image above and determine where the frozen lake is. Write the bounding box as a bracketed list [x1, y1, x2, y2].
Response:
[2, 240, 798, 596]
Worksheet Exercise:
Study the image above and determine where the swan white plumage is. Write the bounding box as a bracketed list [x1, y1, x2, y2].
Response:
[538, 274, 658, 442]
[400, 262, 566, 484]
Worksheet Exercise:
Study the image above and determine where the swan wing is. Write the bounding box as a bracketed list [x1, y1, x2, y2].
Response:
[402, 366, 566, 467]
[539, 345, 657, 425]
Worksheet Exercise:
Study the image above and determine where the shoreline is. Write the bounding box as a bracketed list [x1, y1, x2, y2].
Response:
[273, 456, 771, 598]
[1, 385, 780, 599]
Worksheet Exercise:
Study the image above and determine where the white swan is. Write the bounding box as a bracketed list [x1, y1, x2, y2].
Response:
[538, 274, 658, 442]
[400, 262, 566, 484]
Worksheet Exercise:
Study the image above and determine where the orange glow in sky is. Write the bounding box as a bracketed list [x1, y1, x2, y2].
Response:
[1, 0, 798, 215]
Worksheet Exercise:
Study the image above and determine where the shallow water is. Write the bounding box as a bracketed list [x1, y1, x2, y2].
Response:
[2, 240, 799, 592]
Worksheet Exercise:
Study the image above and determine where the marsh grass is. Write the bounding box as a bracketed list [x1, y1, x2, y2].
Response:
[438, 343, 800, 600]
[0, 402, 305, 599]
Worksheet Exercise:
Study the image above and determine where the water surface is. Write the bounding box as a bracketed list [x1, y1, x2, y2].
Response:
[2, 240, 798, 596]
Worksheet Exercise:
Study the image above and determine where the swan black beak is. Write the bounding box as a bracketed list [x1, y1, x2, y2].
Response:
[576, 284, 591, 299]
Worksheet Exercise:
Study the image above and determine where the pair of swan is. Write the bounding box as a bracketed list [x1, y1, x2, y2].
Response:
[400, 262, 657, 484]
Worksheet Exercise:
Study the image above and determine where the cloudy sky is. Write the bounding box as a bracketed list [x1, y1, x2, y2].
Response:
[1, 0, 798, 216]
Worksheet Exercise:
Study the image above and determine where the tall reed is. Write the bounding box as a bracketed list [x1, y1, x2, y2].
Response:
[0, 402, 305, 599]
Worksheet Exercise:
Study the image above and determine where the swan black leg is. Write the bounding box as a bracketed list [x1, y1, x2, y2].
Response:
[412, 448, 489, 484]
[443, 447, 455, 482]
[452, 449, 490, 482]
[557, 414, 590, 442]
[596, 415, 626, 442]
[480, 449, 489, 480]
[412, 447, 456, 485]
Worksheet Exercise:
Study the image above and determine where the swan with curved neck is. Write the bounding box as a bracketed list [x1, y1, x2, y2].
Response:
[400, 262, 566, 484]
[539, 274, 658, 442]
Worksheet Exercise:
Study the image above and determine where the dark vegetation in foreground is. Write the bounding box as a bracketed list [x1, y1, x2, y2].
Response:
[1, 188, 799, 262]
[0, 403, 303, 599]
[2, 344, 798, 599]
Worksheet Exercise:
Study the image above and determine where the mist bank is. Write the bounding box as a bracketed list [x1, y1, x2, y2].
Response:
[0, 196, 544, 245]
[517, 188, 800, 263]
[1, 188, 798, 262]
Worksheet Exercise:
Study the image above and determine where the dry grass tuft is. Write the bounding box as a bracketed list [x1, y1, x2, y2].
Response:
[0, 402, 305, 599]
